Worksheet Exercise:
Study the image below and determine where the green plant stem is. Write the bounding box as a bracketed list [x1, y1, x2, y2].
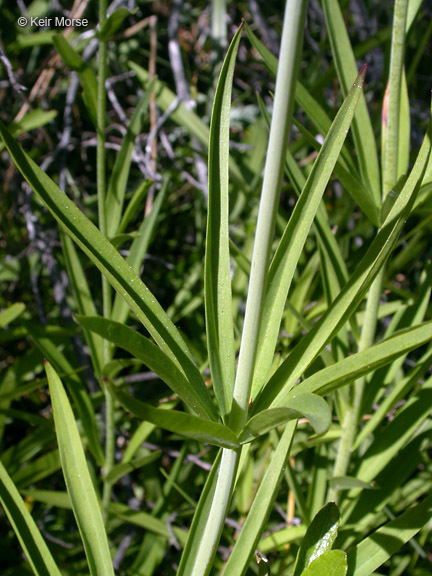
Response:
[230, 0, 307, 433]
[97, 0, 114, 520]
[328, 272, 383, 503]
[382, 0, 408, 197]
[187, 3, 307, 573]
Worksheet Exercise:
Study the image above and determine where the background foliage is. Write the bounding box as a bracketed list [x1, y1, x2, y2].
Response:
[1, 0, 432, 575]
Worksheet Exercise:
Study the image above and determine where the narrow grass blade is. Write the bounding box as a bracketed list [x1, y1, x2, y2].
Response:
[221, 423, 296, 575]
[205, 26, 241, 417]
[111, 180, 168, 326]
[107, 382, 238, 449]
[253, 67, 366, 396]
[0, 302, 25, 327]
[44, 362, 114, 576]
[77, 315, 216, 420]
[53, 36, 98, 128]
[105, 451, 161, 484]
[346, 493, 432, 576]
[0, 119, 212, 419]
[25, 323, 104, 465]
[239, 394, 330, 444]
[0, 461, 62, 576]
[294, 321, 432, 397]
[61, 232, 104, 376]
[106, 92, 150, 238]
[322, 0, 381, 205]
[301, 550, 347, 576]
[351, 372, 432, 485]
[253, 112, 432, 412]
[292, 503, 340, 576]
[118, 179, 152, 234]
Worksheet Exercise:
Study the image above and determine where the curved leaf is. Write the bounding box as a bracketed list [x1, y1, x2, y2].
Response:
[45, 362, 114, 576]
[293, 503, 340, 576]
[77, 315, 215, 420]
[108, 382, 239, 449]
[240, 394, 330, 444]
[0, 119, 215, 421]
[301, 550, 347, 576]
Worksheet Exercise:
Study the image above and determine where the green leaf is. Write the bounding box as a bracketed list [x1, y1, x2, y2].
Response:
[52, 35, 98, 129]
[252, 66, 366, 396]
[44, 362, 114, 576]
[205, 25, 241, 418]
[0, 303, 25, 328]
[322, 0, 381, 205]
[77, 315, 215, 420]
[240, 394, 330, 444]
[111, 180, 168, 326]
[61, 232, 104, 377]
[108, 382, 239, 449]
[25, 323, 104, 465]
[0, 118, 215, 421]
[117, 179, 152, 234]
[301, 550, 347, 576]
[351, 372, 432, 485]
[293, 503, 340, 576]
[100, 7, 132, 40]
[106, 92, 150, 238]
[105, 451, 161, 484]
[0, 461, 62, 576]
[346, 493, 432, 576]
[254, 111, 432, 412]
[294, 321, 432, 397]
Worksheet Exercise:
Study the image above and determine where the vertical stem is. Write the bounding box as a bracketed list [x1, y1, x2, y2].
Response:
[230, 0, 307, 432]
[97, 0, 114, 519]
[328, 273, 382, 502]
[186, 3, 307, 573]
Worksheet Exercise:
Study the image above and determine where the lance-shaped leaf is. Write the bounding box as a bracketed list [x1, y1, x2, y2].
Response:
[45, 362, 114, 576]
[77, 315, 215, 420]
[252, 66, 366, 395]
[205, 25, 241, 417]
[293, 503, 340, 576]
[294, 321, 432, 397]
[0, 119, 216, 421]
[107, 382, 239, 449]
[239, 394, 330, 444]
[253, 109, 432, 413]
[0, 461, 62, 576]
